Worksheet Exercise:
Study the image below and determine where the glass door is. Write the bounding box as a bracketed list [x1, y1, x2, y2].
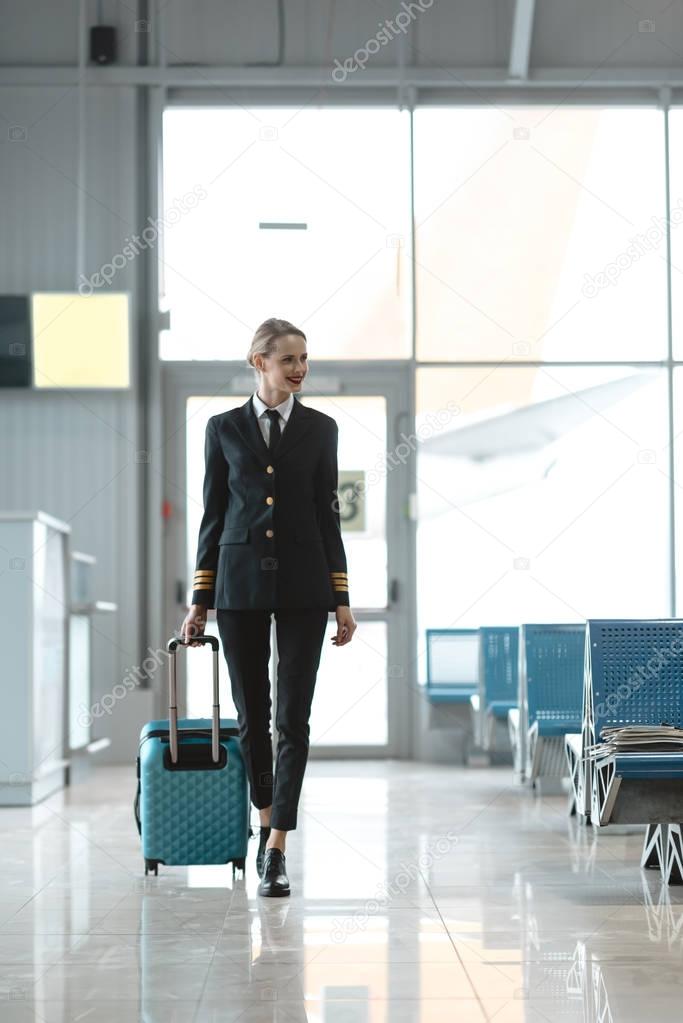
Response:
[162, 362, 413, 758]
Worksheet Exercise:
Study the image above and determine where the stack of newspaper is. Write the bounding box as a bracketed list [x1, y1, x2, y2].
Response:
[586, 724, 683, 759]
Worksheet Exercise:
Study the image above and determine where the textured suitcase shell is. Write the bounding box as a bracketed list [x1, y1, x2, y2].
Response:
[134, 635, 252, 875]
[137, 716, 250, 868]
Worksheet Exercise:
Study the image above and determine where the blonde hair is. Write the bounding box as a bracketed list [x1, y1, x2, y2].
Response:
[247, 318, 307, 372]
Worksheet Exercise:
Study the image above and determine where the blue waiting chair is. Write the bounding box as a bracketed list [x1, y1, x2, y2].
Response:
[473, 627, 519, 759]
[424, 629, 482, 764]
[586, 618, 683, 883]
[519, 623, 585, 789]
[425, 629, 480, 703]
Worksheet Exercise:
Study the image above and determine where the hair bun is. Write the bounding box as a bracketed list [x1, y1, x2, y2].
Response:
[247, 318, 306, 368]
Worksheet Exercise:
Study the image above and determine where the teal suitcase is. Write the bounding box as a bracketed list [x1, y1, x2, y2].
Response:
[134, 635, 253, 876]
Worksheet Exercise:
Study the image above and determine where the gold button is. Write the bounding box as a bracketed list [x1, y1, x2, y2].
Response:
[266, 529, 274, 538]
[266, 496, 273, 505]
[266, 465, 274, 473]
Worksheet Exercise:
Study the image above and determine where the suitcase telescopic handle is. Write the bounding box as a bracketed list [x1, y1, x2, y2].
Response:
[168, 635, 219, 653]
[166, 635, 221, 764]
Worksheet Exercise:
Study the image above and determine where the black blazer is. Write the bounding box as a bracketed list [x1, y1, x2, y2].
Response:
[191, 395, 350, 612]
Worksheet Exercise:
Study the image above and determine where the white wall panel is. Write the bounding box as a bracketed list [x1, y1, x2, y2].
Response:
[0, 83, 153, 765]
[0, 0, 141, 67]
[532, 0, 683, 69]
[163, 0, 413, 68]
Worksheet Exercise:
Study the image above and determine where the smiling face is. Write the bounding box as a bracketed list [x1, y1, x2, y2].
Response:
[254, 333, 308, 400]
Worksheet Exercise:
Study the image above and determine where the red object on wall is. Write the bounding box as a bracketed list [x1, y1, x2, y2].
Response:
[162, 499, 172, 521]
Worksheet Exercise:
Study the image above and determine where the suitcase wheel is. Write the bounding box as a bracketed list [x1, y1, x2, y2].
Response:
[144, 858, 159, 876]
[232, 858, 246, 877]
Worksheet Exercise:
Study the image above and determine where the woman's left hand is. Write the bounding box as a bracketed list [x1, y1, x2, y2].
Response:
[332, 606, 357, 646]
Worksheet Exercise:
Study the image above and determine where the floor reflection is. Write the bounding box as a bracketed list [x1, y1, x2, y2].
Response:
[3, 762, 683, 1021]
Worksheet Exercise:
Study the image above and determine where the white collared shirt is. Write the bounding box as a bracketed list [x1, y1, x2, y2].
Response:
[252, 390, 295, 446]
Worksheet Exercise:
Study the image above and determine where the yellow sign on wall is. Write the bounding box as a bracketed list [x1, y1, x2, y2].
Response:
[32, 293, 130, 389]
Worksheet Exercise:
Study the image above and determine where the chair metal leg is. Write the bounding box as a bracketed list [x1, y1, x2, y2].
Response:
[641, 823, 666, 871]
[508, 709, 526, 782]
[528, 727, 544, 789]
[565, 738, 578, 816]
[665, 824, 683, 885]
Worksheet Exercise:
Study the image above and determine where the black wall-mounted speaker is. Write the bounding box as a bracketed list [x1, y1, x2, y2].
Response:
[90, 25, 117, 65]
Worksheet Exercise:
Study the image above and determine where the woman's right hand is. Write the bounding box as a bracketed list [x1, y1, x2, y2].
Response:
[181, 604, 208, 647]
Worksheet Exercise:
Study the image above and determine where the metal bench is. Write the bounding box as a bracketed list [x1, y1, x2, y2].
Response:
[517, 623, 585, 791]
[475, 626, 519, 761]
[585, 618, 683, 884]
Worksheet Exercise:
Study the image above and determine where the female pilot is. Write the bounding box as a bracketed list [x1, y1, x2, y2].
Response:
[181, 317, 357, 897]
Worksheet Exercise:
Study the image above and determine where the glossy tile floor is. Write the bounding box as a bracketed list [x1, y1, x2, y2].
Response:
[1, 760, 682, 1022]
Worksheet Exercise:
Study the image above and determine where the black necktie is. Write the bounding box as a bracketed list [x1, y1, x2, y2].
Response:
[265, 409, 281, 454]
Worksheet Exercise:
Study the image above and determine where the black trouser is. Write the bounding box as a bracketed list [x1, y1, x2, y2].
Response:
[216, 607, 329, 831]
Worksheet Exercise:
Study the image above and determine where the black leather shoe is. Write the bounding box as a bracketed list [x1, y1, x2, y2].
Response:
[256, 826, 271, 877]
[257, 847, 290, 897]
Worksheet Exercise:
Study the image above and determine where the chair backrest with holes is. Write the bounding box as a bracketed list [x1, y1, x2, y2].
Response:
[523, 624, 585, 731]
[425, 628, 480, 701]
[479, 626, 519, 711]
[587, 619, 683, 743]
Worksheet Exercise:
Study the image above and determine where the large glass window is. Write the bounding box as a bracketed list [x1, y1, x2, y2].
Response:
[413, 107, 667, 362]
[673, 369, 683, 613]
[167, 101, 683, 711]
[416, 365, 670, 681]
[162, 107, 411, 361]
[667, 108, 683, 361]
